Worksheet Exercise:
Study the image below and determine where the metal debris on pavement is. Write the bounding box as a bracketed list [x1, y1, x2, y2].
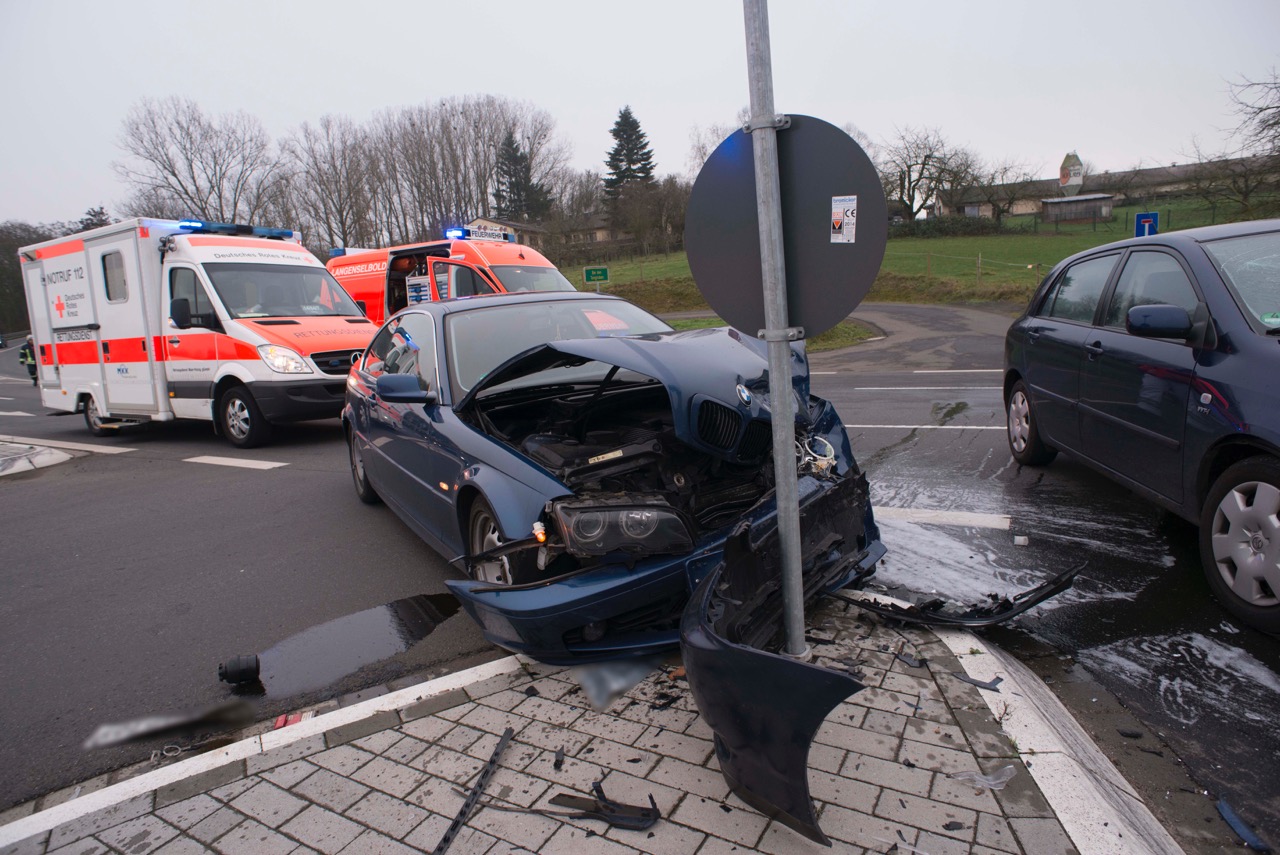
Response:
[432, 727, 514, 855]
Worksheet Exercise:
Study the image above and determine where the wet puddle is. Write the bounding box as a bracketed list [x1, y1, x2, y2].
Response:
[235, 594, 460, 698]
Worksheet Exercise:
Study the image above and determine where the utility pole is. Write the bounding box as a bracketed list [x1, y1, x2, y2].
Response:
[742, 0, 807, 657]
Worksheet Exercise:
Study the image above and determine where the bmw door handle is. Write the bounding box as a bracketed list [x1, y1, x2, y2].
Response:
[1085, 340, 1104, 359]
[1026, 326, 1042, 342]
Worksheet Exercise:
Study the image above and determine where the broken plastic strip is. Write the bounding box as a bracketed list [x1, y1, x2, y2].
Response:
[828, 563, 1081, 627]
[1217, 798, 1273, 853]
[953, 673, 1003, 692]
[948, 764, 1017, 791]
[452, 780, 661, 831]
[432, 727, 514, 855]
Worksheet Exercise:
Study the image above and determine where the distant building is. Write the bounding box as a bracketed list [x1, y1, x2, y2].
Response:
[933, 153, 1277, 221]
[1040, 193, 1114, 223]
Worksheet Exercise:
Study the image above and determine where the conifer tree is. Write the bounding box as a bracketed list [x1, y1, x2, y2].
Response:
[603, 106, 656, 202]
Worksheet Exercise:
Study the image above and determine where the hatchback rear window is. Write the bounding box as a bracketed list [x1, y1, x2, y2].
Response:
[1041, 255, 1118, 323]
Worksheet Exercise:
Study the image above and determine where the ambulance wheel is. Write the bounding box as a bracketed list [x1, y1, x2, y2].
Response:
[83, 397, 110, 437]
[219, 386, 271, 448]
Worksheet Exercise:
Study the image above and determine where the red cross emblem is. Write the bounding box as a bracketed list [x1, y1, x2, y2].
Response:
[54, 295, 66, 318]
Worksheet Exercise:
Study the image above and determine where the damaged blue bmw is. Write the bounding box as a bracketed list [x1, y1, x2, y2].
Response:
[343, 291, 884, 665]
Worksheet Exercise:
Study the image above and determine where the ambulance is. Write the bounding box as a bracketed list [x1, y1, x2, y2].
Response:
[326, 226, 575, 326]
[20, 218, 376, 448]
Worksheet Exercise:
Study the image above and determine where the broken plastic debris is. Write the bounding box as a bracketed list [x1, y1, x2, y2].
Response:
[895, 652, 926, 668]
[1217, 798, 1273, 853]
[953, 673, 1004, 692]
[1013, 535, 1029, 546]
[948, 764, 1018, 791]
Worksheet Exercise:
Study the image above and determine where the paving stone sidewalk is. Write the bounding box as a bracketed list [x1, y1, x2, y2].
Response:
[1, 601, 1083, 855]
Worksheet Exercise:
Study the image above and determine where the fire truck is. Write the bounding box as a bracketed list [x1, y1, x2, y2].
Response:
[327, 227, 575, 325]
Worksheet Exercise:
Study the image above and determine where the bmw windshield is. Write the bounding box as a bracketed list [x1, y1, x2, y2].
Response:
[444, 299, 671, 398]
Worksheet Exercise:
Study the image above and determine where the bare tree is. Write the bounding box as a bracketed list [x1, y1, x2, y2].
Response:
[877, 126, 960, 220]
[114, 97, 287, 223]
[1187, 139, 1277, 217]
[931, 146, 981, 215]
[283, 115, 375, 250]
[1230, 68, 1280, 155]
[972, 159, 1040, 225]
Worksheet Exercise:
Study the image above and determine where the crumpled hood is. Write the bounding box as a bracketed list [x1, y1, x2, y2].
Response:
[458, 328, 812, 454]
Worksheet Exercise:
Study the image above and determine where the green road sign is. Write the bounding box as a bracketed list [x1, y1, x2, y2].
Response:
[583, 266, 610, 285]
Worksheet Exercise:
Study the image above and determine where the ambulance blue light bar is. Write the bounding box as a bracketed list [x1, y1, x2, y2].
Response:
[445, 227, 516, 243]
[176, 219, 297, 240]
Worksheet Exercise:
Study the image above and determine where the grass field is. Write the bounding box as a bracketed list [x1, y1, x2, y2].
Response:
[586, 198, 1277, 316]
[666, 316, 876, 353]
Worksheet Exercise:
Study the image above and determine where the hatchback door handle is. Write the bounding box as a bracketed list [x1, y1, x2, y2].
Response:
[1085, 340, 1104, 357]
[1026, 327, 1042, 342]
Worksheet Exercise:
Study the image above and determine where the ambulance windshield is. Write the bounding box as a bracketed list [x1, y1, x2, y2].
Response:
[488, 265, 576, 293]
[204, 262, 364, 319]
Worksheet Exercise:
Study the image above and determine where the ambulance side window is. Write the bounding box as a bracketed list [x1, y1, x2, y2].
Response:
[170, 268, 220, 330]
[103, 251, 128, 302]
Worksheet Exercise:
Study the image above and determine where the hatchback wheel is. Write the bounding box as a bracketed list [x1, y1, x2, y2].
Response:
[1200, 458, 1280, 634]
[1006, 380, 1057, 466]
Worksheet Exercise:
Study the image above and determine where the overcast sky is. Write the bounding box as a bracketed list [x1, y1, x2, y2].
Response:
[2, 0, 1276, 224]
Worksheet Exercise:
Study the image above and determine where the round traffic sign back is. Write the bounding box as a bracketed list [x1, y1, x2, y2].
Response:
[684, 115, 887, 338]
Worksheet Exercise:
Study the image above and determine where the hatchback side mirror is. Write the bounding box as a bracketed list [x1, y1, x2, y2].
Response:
[1127, 304, 1192, 340]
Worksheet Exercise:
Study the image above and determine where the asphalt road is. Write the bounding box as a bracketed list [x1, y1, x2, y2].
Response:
[1, 304, 1277, 852]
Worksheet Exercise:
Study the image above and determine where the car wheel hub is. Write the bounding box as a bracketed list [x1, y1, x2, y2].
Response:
[226, 401, 250, 439]
[1212, 481, 1280, 607]
[1008, 392, 1030, 452]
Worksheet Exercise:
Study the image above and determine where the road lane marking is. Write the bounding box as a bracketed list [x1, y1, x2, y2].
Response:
[845, 424, 1004, 430]
[851, 386, 1002, 391]
[913, 369, 1002, 374]
[875, 506, 1011, 530]
[0, 411, 34, 416]
[0, 435, 136, 454]
[185, 456, 288, 470]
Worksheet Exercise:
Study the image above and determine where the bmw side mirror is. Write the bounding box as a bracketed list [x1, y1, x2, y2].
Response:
[1127, 304, 1192, 340]
[375, 373, 438, 405]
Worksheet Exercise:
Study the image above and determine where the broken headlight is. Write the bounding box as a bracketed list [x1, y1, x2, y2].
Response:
[552, 496, 693, 557]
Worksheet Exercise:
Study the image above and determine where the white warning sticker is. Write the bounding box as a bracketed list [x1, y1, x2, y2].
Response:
[831, 195, 857, 244]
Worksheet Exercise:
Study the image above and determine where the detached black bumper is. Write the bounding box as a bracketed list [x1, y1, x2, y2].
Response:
[249, 378, 348, 423]
[679, 472, 879, 845]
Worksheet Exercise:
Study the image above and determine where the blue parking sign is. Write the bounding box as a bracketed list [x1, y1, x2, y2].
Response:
[1135, 212, 1159, 237]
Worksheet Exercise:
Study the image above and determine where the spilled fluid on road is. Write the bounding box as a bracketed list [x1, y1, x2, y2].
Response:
[244, 594, 460, 698]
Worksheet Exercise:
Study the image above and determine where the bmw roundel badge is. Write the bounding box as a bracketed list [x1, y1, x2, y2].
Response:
[736, 384, 752, 405]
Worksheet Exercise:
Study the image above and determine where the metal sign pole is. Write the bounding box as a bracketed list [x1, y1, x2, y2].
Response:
[743, 0, 807, 658]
